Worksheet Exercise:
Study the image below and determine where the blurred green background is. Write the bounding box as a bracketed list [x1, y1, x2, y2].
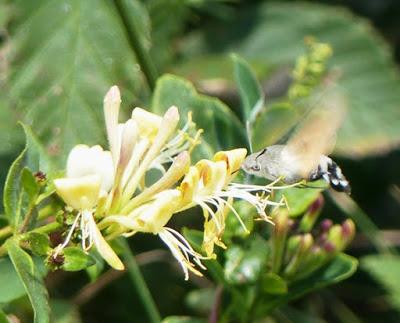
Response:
[1, 0, 400, 322]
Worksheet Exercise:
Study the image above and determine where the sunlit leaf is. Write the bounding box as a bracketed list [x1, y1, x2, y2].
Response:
[152, 74, 246, 159]
[232, 54, 264, 123]
[8, 0, 147, 160]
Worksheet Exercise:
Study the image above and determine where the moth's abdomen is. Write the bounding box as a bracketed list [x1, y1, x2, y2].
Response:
[309, 156, 351, 194]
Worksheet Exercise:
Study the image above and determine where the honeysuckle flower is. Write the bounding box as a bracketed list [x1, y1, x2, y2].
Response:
[53, 85, 287, 279]
[176, 149, 291, 257]
[53, 86, 201, 273]
[53, 174, 124, 270]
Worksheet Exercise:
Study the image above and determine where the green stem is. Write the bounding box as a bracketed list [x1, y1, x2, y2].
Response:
[32, 222, 63, 235]
[120, 239, 161, 323]
[113, 0, 158, 91]
[0, 226, 12, 240]
[0, 221, 63, 257]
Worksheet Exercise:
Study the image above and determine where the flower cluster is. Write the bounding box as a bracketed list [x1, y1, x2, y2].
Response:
[53, 86, 282, 279]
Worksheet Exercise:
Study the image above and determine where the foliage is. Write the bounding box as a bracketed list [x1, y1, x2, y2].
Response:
[0, 1, 399, 322]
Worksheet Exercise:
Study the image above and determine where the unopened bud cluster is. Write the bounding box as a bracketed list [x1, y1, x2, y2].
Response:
[271, 194, 355, 281]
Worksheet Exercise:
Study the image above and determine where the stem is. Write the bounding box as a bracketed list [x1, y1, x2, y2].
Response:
[120, 239, 161, 323]
[113, 0, 158, 91]
[0, 222, 63, 257]
[32, 222, 63, 235]
[0, 226, 12, 240]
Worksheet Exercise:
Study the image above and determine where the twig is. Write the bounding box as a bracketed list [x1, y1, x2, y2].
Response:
[72, 250, 169, 306]
[209, 285, 223, 323]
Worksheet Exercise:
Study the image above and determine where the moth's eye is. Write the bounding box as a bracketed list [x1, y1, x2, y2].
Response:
[251, 165, 260, 171]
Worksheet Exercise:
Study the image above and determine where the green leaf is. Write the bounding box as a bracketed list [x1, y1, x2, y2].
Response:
[278, 186, 324, 217]
[261, 273, 288, 295]
[361, 255, 400, 311]
[256, 253, 357, 316]
[147, 0, 190, 68]
[224, 235, 269, 285]
[232, 54, 264, 123]
[0, 257, 27, 303]
[22, 232, 51, 256]
[7, 238, 50, 323]
[62, 247, 96, 272]
[152, 74, 246, 158]
[3, 124, 52, 230]
[162, 317, 206, 323]
[8, 0, 146, 159]
[252, 102, 298, 152]
[192, 2, 400, 157]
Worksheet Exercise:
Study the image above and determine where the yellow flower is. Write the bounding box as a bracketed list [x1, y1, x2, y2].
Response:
[54, 86, 201, 274]
[54, 85, 284, 279]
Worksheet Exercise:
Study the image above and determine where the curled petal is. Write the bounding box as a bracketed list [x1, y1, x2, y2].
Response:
[54, 175, 101, 210]
[196, 160, 227, 195]
[214, 148, 247, 175]
[179, 166, 200, 206]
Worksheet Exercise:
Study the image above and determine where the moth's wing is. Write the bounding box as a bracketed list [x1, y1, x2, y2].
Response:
[284, 90, 347, 177]
[273, 83, 341, 146]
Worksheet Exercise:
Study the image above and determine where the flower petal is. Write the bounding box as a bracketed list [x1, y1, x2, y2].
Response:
[84, 210, 124, 270]
[54, 175, 101, 210]
[104, 86, 121, 164]
[66, 145, 114, 192]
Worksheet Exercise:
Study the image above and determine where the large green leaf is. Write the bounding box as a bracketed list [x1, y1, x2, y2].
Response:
[232, 54, 264, 123]
[361, 255, 400, 311]
[7, 0, 146, 159]
[186, 2, 400, 157]
[152, 74, 246, 158]
[7, 238, 50, 323]
[255, 253, 357, 316]
[0, 257, 26, 303]
[3, 124, 53, 230]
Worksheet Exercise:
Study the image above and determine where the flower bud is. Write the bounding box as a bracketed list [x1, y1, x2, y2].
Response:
[299, 195, 324, 232]
[271, 211, 290, 273]
[284, 233, 314, 278]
